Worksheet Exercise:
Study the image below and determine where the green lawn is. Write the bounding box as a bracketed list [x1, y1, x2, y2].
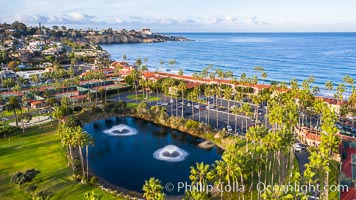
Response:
[126, 102, 138, 109]
[126, 94, 161, 101]
[0, 124, 119, 200]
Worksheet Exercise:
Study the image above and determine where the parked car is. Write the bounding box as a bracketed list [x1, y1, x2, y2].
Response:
[187, 103, 192, 107]
[162, 102, 168, 106]
[169, 99, 174, 103]
[226, 125, 233, 132]
[208, 104, 214, 109]
[1, 117, 9, 121]
[199, 106, 206, 110]
[293, 143, 304, 152]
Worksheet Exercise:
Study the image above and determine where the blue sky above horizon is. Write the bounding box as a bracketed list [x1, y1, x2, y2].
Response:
[1, 0, 356, 32]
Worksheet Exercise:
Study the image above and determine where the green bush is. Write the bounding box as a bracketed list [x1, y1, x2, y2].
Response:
[0, 126, 20, 137]
[73, 106, 82, 112]
[33, 190, 53, 200]
[10, 169, 40, 185]
[89, 176, 98, 185]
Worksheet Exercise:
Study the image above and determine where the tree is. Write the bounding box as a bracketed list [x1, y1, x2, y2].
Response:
[343, 75, 354, 97]
[18, 113, 32, 133]
[142, 177, 165, 200]
[178, 69, 184, 76]
[189, 162, 211, 190]
[325, 80, 333, 93]
[178, 81, 187, 117]
[52, 106, 64, 122]
[262, 72, 267, 85]
[6, 96, 21, 127]
[83, 190, 101, 200]
[7, 61, 18, 70]
[223, 86, 233, 126]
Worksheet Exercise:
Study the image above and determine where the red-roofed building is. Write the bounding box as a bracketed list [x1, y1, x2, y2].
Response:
[30, 100, 46, 109]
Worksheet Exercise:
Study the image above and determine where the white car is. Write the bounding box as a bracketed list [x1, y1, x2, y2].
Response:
[293, 143, 304, 152]
[194, 104, 200, 109]
[1, 117, 9, 121]
[161, 102, 168, 106]
[231, 105, 237, 109]
[169, 99, 174, 103]
[226, 125, 233, 132]
[208, 104, 214, 109]
[187, 103, 192, 107]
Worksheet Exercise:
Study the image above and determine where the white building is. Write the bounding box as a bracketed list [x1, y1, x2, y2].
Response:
[27, 41, 45, 51]
[16, 70, 47, 80]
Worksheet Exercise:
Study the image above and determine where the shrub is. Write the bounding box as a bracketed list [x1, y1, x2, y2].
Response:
[73, 105, 82, 112]
[0, 126, 20, 137]
[26, 184, 37, 193]
[10, 169, 40, 185]
[33, 190, 53, 200]
[89, 176, 98, 185]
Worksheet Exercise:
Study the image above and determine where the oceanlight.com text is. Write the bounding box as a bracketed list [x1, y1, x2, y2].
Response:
[164, 182, 349, 194]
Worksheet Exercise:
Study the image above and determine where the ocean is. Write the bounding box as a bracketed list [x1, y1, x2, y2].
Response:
[100, 33, 356, 97]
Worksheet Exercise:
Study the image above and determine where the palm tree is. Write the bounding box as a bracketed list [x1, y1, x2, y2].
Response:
[204, 85, 213, 123]
[73, 126, 86, 179]
[113, 65, 123, 101]
[142, 177, 165, 200]
[335, 84, 346, 103]
[6, 96, 21, 127]
[178, 81, 186, 117]
[130, 69, 140, 102]
[18, 112, 32, 133]
[13, 84, 21, 93]
[223, 86, 233, 125]
[85, 134, 94, 178]
[61, 125, 76, 172]
[189, 162, 211, 187]
[231, 106, 240, 135]
[325, 80, 333, 96]
[343, 75, 353, 96]
[262, 72, 267, 85]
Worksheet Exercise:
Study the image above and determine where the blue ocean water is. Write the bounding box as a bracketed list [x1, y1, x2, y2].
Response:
[100, 33, 356, 96]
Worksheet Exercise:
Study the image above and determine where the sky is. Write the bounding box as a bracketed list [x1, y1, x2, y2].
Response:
[1, 0, 356, 32]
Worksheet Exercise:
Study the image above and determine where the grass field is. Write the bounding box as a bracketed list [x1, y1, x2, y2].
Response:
[0, 124, 119, 200]
[126, 94, 161, 101]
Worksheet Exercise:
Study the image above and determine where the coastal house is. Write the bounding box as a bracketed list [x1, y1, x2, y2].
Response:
[27, 41, 45, 51]
[0, 69, 17, 79]
[320, 97, 348, 114]
[30, 100, 46, 109]
[16, 70, 47, 80]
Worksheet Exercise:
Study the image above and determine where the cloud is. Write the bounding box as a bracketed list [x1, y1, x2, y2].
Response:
[0, 14, 267, 27]
[0, 13, 98, 24]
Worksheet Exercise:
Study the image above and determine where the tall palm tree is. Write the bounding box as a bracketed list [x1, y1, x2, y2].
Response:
[6, 96, 21, 127]
[113, 65, 123, 101]
[73, 126, 87, 179]
[129, 69, 140, 102]
[343, 75, 354, 97]
[142, 177, 165, 200]
[178, 81, 187, 117]
[85, 134, 94, 178]
[189, 162, 211, 188]
[223, 86, 233, 125]
[262, 72, 267, 85]
[325, 80, 333, 97]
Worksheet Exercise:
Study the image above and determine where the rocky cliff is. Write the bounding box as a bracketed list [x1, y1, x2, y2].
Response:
[85, 33, 188, 44]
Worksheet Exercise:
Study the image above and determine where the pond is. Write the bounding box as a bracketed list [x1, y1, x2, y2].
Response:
[83, 116, 222, 195]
